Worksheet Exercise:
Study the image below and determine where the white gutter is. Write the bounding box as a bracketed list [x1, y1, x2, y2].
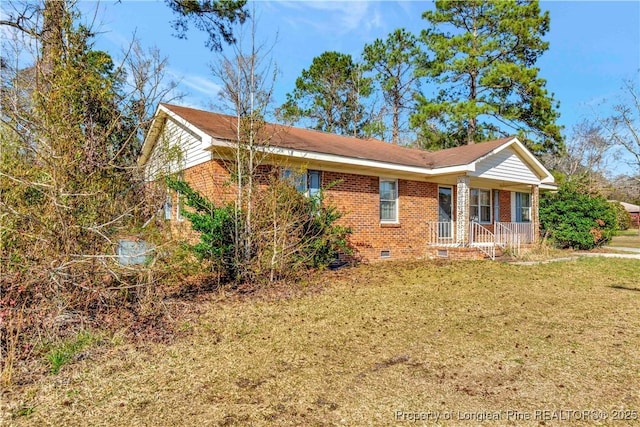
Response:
[205, 139, 474, 177]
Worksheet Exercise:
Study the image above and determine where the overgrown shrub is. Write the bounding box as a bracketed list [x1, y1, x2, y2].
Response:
[0, 5, 168, 386]
[165, 174, 351, 284]
[540, 183, 617, 249]
[610, 202, 632, 231]
[165, 176, 236, 277]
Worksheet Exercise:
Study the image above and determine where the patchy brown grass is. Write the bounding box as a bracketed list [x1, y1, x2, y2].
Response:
[3, 258, 640, 426]
[612, 229, 640, 248]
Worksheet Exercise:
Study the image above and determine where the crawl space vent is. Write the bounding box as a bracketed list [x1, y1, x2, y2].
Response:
[437, 249, 449, 258]
[380, 250, 391, 258]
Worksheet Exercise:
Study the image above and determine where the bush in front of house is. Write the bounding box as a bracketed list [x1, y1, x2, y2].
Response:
[165, 175, 351, 284]
[540, 183, 617, 250]
[610, 201, 632, 231]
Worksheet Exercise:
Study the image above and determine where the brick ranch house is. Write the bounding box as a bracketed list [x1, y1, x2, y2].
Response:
[139, 103, 556, 261]
[619, 201, 640, 228]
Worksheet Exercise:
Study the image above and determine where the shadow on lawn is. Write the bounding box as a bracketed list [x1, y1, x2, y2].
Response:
[609, 284, 640, 292]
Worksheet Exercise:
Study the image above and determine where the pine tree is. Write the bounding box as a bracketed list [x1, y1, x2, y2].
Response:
[362, 29, 424, 144]
[279, 51, 375, 138]
[412, 0, 563, 153]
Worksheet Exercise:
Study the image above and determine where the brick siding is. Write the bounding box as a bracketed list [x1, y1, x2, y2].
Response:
[498, 190, 512, 222]
[168, 160, 520, 262]
[322, 171, 438, 262]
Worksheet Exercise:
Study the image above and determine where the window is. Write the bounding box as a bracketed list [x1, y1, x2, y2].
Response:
[308, 170, 321, 198]
[282, 168, 306, 192]
[282, 168, 321, 196]
[175, 191, 184, 222]
[470, 188, 491, 223]
[164, 192, 184, 221]
[380, 179, 398, 222]
[164, 194, 173, 220]
[514, 192, 531, 222]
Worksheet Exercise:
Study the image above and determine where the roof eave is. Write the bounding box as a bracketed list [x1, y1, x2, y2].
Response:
[204, 140, 473, 177]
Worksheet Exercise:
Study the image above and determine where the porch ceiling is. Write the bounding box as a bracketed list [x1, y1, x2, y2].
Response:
[468, 176, 540, 192]
[427, 175, 537, 192]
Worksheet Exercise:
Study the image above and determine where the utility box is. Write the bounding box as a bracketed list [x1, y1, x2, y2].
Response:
[117, 239, 154, 266]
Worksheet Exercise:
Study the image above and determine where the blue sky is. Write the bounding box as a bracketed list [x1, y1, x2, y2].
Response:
[83, 1, 639, 173]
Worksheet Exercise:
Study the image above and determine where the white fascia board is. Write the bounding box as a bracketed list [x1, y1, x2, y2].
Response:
[138, 107, 167, 166]
[205, 139, 473, 177]
[159, 104, 211, 143]
[539, 182, 558, 191]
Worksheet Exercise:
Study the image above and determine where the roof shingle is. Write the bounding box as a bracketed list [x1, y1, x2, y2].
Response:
[160, 103, 514, 170]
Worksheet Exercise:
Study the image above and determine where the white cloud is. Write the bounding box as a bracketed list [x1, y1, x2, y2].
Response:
[168, 68, 221, 97]
[275, 1, 382, 36]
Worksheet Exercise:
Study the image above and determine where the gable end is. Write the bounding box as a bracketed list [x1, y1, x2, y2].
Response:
[470, 147, 540, 184]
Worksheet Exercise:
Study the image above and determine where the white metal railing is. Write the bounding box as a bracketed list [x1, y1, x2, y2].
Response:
[426, 221, 457, 246]
[495, 222, 521, 254]
[469, 221, 495, 259]
[496, 222, 534, 244]
[427, 221, 533, 260]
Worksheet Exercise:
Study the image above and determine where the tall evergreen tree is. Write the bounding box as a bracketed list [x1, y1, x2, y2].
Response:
[412, 0, 563, 153]
[362, 28, 424, 144]
[279, 51, 375, 138]
[165, 0, 248, 51]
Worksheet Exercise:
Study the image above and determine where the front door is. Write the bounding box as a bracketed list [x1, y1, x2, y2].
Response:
[438, 186, 453, 238]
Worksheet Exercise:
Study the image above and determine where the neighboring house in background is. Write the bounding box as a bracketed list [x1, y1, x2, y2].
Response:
[139, 104, 556, 261]
[619, 201, 640, 227]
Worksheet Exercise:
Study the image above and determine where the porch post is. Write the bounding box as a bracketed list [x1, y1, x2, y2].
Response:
[456, 175, 470, 245]
[531, 184, 540, 243]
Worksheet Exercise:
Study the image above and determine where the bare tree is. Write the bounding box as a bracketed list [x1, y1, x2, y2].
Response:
[604, 79, 640, 176]
[542, 120, 614, 194]
[208, 6, 279, 280]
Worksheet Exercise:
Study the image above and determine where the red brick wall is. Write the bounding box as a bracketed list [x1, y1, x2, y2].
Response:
[322, 171, 438, 262]
[171, 160, 523, 261]
[183, 159, 236, 204]
[499, 190, 512, 222]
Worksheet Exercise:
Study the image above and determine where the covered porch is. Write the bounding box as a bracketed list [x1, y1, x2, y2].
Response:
[426, 175, 541, 259]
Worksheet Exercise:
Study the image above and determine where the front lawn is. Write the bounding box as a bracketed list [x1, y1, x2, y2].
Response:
[4, 258, 640, 426]
[612, 229, 640, 248]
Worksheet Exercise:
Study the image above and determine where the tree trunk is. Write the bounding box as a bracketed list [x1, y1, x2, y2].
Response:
[468, 71, 477, 145]
[392, 90, 400, 144]
[40, 0, 66, 78]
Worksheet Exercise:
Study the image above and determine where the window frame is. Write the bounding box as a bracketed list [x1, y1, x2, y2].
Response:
[379, 178, 399, 224]
[164, 194, 173, 220]
[282, 168, 321, 197]
[308, 170, 322, 198]
[514, 192, 532, 223]
[470, 188, 492, 224]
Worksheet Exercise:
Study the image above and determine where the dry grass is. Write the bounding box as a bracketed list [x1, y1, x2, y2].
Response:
[612, 229, 640, 249]
[3, 258, 640, 426]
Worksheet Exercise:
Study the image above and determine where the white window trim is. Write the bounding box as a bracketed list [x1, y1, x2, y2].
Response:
[164, 194, 173, 220]
[379, 178, 399, 224]
[470, 188, 492, 224]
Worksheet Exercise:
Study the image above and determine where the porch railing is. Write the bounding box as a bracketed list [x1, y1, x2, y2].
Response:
[469, 221, 496, 260]
[495, 222, 534, 245]
[495, 222, 520, 254]
[426, 221, 457, 246]
[427, 221, 533, 260]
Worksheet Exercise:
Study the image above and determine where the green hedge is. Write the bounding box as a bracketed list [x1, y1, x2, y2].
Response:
[540, 184, 617, 250]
